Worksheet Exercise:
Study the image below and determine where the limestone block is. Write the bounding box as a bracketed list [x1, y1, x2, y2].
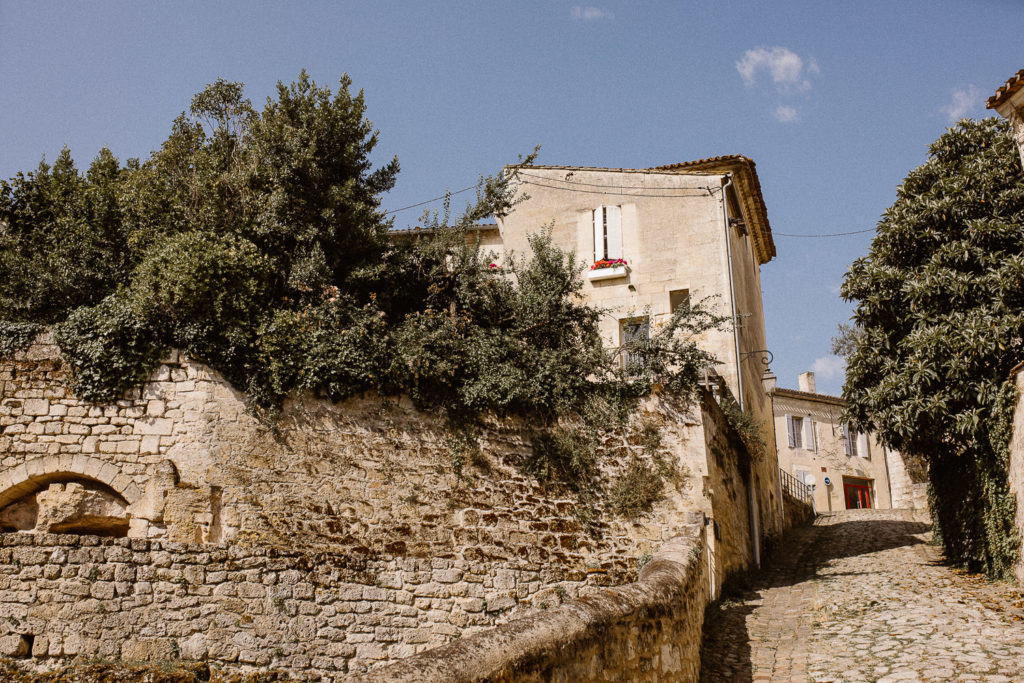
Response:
[23, 399, 49, 416]
[121, 638, 174, 661]
[135, 418, 173, 436]
[179, 632, 208, 660]
[0, 634, 30, 657]
[34, 482, 129, 536]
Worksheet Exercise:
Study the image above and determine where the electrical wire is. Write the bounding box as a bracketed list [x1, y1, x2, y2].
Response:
[516, 170, 718, 192]
[518, 178, 715, 198]
[774, 228, 876, 238]
[384, 184, 478, 214]
[384, 173, 877, 238]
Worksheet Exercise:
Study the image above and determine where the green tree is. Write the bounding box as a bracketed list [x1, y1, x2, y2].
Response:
[0, 147, 134, 322]
[841, 117, 1024, 577]
[0, 73, 728, 507]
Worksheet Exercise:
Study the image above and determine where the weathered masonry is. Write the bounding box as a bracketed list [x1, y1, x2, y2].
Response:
[0, 338, 794, 679]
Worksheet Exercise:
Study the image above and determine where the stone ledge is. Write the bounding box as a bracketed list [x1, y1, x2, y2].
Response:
[345, 523, 705, 682]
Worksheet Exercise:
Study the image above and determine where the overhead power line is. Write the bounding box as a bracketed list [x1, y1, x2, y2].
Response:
[384, 174, 877, 238]
[518, 178, 715, 198]
[384, 184, 478, 215]
[774, 228, 876, 238]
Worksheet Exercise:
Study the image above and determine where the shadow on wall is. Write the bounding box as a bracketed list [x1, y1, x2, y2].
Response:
[698, 516, 931, 682]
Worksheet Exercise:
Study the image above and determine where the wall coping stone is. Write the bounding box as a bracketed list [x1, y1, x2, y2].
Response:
[346, 521, 705, 682]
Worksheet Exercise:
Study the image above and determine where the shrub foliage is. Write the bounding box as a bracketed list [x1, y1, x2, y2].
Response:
[0, 72, 730, 515]
[840, 118, 1024, 577]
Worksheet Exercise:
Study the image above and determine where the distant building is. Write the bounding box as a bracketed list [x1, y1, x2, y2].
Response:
[771, 371, 925, 513]
[987, 69, 1024, 166]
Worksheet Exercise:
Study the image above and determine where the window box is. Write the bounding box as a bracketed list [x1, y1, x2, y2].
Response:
[587, 264, 628, 281]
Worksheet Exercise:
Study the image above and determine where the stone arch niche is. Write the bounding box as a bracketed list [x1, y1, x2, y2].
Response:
[0, 456, 141, 538]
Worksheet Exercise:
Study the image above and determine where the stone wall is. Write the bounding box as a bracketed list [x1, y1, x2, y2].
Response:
[0, 337, 768, 678]
[884, 448, 929, 512]
[345, 520, 708, 683]
[1008, 366, 1024, 584]
[781, 491, 815, 530]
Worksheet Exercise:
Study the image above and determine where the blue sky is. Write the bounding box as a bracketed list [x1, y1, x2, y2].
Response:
[1, 0, 1021, 395]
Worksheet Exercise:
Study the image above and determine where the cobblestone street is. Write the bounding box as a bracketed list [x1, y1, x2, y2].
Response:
[700, 509, 1024, 682]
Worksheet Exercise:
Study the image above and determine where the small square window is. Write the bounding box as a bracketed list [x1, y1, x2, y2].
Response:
[669, 289, 690, 313]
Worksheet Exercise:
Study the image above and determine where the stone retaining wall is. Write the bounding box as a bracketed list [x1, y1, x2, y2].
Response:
[1, 337, 769, 677]
[345, 520, 709, 683]
[1008, 366, 1024, 584]
[781, 491, 815, 529]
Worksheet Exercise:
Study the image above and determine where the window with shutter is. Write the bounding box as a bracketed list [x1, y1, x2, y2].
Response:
[805, 419, 818, 453]
[858, 433, 870, 458]
[593, 205, 623, 262]
[843, 425, 858, 457]
[791, 416, 804, 449]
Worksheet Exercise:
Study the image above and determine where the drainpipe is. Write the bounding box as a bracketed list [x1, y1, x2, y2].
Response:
[721, 175, 744, 411]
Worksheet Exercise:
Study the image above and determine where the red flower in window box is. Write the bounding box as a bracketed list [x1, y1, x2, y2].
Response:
[590, 258, 628, 271]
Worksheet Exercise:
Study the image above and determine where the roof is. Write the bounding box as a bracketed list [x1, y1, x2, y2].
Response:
[516, 155, 776, 264]
[389, 222, 499, 236]
[654, 155, 775, 264]
[772, 387, 846, 407]
[988, 70, 1024, 110]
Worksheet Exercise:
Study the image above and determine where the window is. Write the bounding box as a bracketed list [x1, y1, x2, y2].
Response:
[619, 316, 649, 371]
[786, 415, 803, 449]
[669, 289, 690, 313]
[842, 425, 869, 457]
[804, 419, 818, 453]
[593, 205, 623, 262]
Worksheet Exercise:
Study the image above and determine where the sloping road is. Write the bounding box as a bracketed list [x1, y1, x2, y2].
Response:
[700, 509, 1024, 682]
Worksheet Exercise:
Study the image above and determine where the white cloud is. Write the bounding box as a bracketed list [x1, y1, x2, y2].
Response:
[571, 6, 614, 21]
[736, 46, 817, 93]
[812, 355, 846, 381]
[774, 105, 799, 123]
[940, 85, 981, 121]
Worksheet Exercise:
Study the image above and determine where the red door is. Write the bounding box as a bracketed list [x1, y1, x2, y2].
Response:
[844, 480, 872, 509]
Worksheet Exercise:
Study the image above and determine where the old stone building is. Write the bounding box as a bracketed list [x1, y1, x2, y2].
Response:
[771, 370, 926, 513]
[988, 69, 1024, 165]
[494, 157, 782, 552]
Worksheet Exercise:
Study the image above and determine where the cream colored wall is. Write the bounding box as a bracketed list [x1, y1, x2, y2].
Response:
[498, 167, 783, 539]
[500, 169, 748, 404]
[773, 392, 893, 513]
[994, 89, 1024, 168]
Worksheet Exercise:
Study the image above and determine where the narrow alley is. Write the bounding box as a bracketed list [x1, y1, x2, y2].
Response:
[700, 509, 1024, 682]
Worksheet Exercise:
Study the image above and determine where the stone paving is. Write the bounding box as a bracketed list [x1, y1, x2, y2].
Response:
[700, 508, 1024, 682]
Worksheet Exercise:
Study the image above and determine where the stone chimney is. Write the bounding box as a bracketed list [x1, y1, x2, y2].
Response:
[798, 371, 816, 393]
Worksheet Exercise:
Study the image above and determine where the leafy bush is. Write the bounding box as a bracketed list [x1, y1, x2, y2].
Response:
[53, 295, 164, 402]
[609, 458, 666, 518]
[1, 73, 727, 514]
[0, 321, 41, 358]
[840, 118, 1024, 577]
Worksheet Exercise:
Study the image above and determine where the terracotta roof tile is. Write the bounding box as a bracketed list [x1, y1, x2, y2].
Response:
[773, 387, 846, 406]
[987, 70, 1024, 109]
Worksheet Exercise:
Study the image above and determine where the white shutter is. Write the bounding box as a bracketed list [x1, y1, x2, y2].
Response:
[605, 205, 622, 259]
[786, 415, 795, 448]
[843, 425, 854, 456]
[593, 207, 605, 262]
[805, 420, 817, 453]
[858, 433, 870, 458]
